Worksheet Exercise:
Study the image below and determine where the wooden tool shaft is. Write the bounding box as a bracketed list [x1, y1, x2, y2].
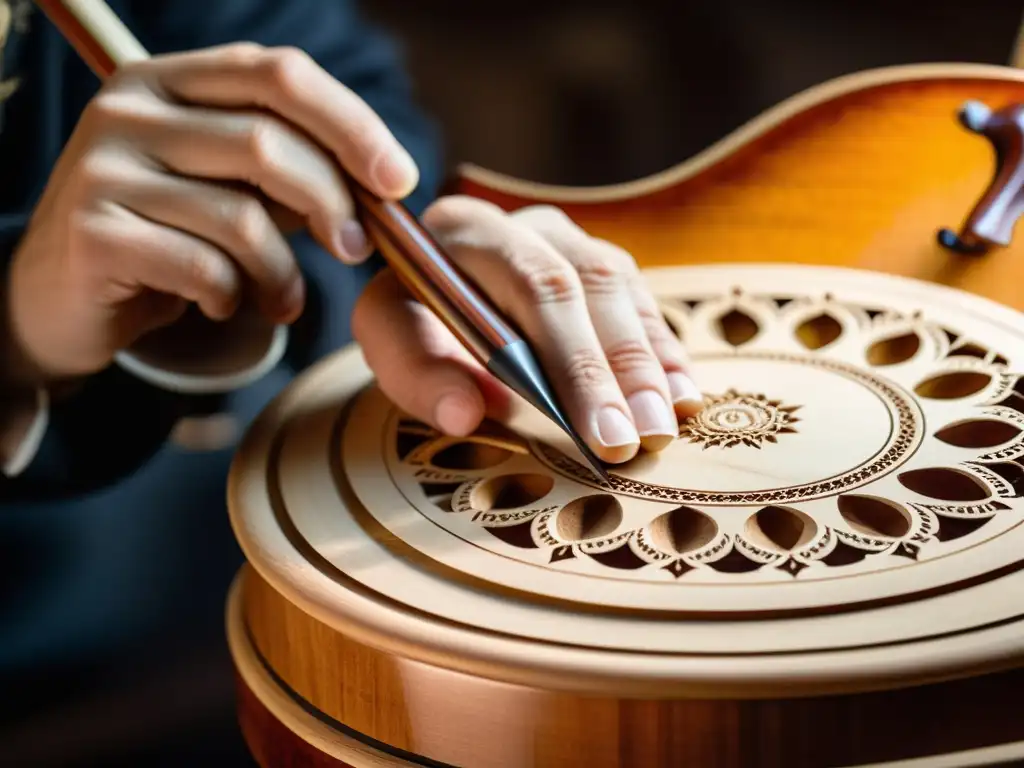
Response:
[351, 182, 517, 358]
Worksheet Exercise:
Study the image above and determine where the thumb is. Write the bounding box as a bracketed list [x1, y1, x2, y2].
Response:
[352, 270, 511, 436]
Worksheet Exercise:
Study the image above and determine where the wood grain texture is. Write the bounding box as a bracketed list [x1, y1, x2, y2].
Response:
[237, 678, 357, 768]
[455, 65, 1024, 310]
[229, 64, 1024, 767]
[238, 566, 1024, 768]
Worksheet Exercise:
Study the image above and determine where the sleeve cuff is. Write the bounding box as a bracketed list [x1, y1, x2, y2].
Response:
[113, 307, 289, 395]
[0, 386, 50, 478]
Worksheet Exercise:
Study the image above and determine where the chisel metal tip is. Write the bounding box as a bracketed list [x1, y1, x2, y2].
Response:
[487, 340, 611, 483]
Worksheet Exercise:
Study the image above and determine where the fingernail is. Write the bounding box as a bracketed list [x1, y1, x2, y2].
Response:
[336, 220, 371, 262]
[668, 372, 703, 409]
[433, 391, 478, 436]
[628, 389, 678, 452]
[373, 148, 419, 198]
[595, 406, 639, 448]
[628, 390, 677, 436]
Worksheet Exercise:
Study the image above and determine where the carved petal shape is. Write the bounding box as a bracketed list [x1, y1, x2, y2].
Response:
[471, 474, 554, 511]
[557, 495, 623, 541]
[837, 494, 911, 538]
[866, 332, 921, 366]
[934, 419, 1021, 449]
[717, 308, 759, 346]
[914, 371, 991, 400]
[897, 468, 990, 502]
[649, 506, 718, 554]
[795, 312, 843, 350]
[432, 441, 513, 470]
[748, 505, 817, 552]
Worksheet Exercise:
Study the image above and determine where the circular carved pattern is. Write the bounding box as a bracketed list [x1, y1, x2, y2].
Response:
[682, 388, 801, 448]
[530, 351, 924, 506]
[336, 271, 1024, 616]
[234, 264, 1024, 695]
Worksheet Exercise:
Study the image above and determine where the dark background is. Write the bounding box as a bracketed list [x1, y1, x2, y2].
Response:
[2, 1, 1022, 765]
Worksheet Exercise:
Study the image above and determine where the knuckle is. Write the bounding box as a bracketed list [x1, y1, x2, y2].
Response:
[573, 257, 625, 295]
[514, 252, 583, 305]
[264, 46, 316, 97]
[228, 199, 274, 253]
[245, 119, 285, 174]
[66, 210, 107, 263]
[80, 92, 131, 136]
[562, 348, 614, 388]
[71, 148, 130, 198]
[423, 194, 498, 231]
[603, 339, 658, 376]
[183, 248, 231, 297]
[220, 42, 265, 67]
[514, 204, 572, 227]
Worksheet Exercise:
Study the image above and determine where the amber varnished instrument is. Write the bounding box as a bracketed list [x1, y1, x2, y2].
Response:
[32, 0, 608, 480]
[224, 56, 1024, 767]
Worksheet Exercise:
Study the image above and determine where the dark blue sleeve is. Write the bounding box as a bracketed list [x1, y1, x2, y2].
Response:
[1, 0, 442, 500]
[126, 0, 445, 368]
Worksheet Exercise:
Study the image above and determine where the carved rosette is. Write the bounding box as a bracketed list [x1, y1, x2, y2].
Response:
[383, 288, 1024, 586]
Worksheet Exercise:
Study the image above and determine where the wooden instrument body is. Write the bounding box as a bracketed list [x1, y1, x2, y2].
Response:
[227, 64, 1024, 767]
[457, 63, 1024, 304]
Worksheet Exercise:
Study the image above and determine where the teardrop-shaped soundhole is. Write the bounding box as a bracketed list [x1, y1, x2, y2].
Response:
[795, 313, 843, 350]
[747, 505, 817, 551]
[837, 494, 911, 538]
[897, 468, 990, 502]
[948, 342, 989, 360]
[556, 495, 623, 541]
[432, 441, 513, 470]
[717, 308, 759, 346]
[471, 474, 554, 511]
[935, 419, 1021, 449]
[649, 506, 718, 554]
[914, 371, 991, 399]
[662, 313, 683, 340]
[866, 332, 921, 366]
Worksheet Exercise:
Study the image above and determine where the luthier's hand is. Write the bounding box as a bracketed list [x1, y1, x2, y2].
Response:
[4, 43, 700, 466]
[6, 43, 403, 389]
[353, 199, 703, 464]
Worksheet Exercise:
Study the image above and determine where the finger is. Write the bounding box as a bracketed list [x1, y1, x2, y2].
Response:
[104, 162, 305, 323]
[625, 270, 704, 417]
[516, 208, 681, 451]
[99, 94, 371, 265]
[423, 196, 641, 464]
[134, 44, 419, 200]
[82, 200, 243, 322]
[352, 269, 513, 435]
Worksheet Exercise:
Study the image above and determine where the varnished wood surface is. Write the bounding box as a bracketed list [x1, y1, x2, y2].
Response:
[456, 65, 1024, 310]
[237, 679, 358, 768]
[234, 567, 1024, 768]
[228, 64, 1024, 767]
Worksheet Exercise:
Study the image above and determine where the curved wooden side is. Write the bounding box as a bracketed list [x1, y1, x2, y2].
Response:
[453, 66, 1024, 310]
[228, 573, 411, 768]
[231, 564, 1024, 768]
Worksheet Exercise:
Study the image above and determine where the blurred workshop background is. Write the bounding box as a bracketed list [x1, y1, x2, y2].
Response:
[367, 0, 1022, 187]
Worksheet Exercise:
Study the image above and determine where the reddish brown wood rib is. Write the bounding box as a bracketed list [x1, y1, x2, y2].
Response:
[236, 673, 358, 768]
